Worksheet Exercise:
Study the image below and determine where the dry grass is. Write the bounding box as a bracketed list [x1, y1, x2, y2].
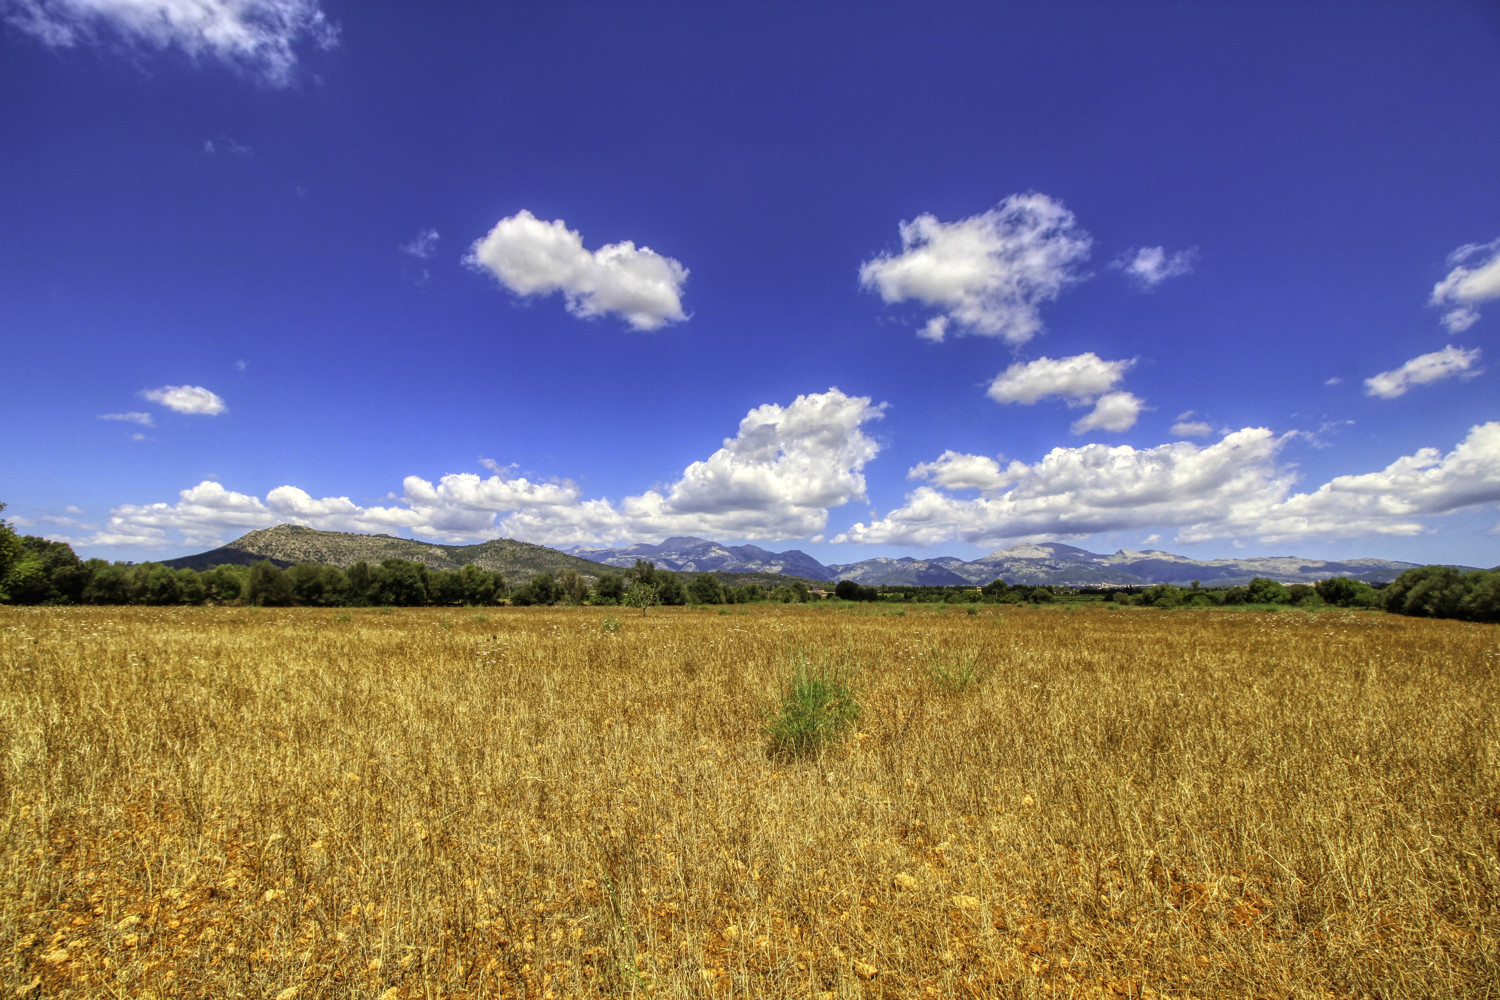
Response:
[1, 603, 1496, 998]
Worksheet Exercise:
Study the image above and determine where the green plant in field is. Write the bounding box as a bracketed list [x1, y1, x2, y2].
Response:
[929, 647, 985, 694]
[966, 604, 978, 616]
[763, 654, 860, 760]
[601, 617, 621, 634]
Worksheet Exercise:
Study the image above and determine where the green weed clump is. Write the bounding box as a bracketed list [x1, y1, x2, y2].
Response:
[763, 655, 860, 759]
[929, 647, 985, 693]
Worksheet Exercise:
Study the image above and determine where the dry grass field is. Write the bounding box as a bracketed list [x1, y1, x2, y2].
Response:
[1, 603, 1496, 998]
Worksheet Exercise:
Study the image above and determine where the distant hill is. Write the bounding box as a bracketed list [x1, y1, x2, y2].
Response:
[158, 525, 828, 590]
[160, 525, 617, 585]
[569, 536, 1444, 587]
[162, 527, 1453, 590]
[566, 535, 834, 580]
[830, 541, 1441, 587]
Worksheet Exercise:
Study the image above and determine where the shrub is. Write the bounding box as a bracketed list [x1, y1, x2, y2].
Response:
[763, 655, 860, 760]
[929, 648, 984, 693]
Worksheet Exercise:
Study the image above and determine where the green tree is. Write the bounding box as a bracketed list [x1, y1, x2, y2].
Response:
[0, 504, 23, 600]
[654, 571, 686, 606]
[376, 559, 430, 606]
[557, 569, 590, 605]
[143, 564, 182, 605]
[1457, 570, 1500, 623]
[458, 563, 500, 605]
[688, 573, 726, 605]
[175, 567, 206, 604]
[623, 580, 659, 615]
[204, 564, 247, 604]
[82, 562, 130, 604]
[1384, 565, 1464, 618]
[346, 562, 375, 605]
[246, 560, 293, 606]
[1245, 577, 1291, 605]
[594, 572, 625, 604]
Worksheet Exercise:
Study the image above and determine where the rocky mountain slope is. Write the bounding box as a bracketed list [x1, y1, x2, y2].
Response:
[160, 525, 614, 585]
[572, 537, 1440, 587]
[163, 526, 1447, 589]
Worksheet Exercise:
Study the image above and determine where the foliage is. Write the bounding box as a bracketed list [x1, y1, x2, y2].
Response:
[1383, 565, 1500, 622]
[763, 654, 860, 760]
[834, 579, 878, 602]
[1315, 576, 1381, 608]
[622, 580, 659, 615]
[0, 504, 18, 599]
[688, 573, 726, 605]
[928, 647, 985, 693]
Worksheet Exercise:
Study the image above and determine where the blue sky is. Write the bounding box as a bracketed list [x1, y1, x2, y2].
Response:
[3, 0, 1499, 568]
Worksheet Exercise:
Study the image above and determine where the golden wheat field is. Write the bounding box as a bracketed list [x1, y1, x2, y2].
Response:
[1, 603, 1496, 999]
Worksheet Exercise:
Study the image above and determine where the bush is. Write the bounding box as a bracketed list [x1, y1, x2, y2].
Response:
[929, 648, 984, 693]
[763, 655, 860, 760]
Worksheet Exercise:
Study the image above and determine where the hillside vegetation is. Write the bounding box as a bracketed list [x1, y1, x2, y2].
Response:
[162, 525, 617, 582]
[2, 603, 1494, 998]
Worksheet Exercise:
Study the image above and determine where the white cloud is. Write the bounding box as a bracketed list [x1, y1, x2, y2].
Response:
[987, 353, 1143, 434]
[907, 451, 1008, 491]
[1170, 420, 1215, 438]
[3, 0, 337, 86]
[402, 228, 439, 260]
[1431, 238, 1500, 332]
[837, 422, 1500, 548]
[987, 352, 1131, 405]
[859, 192, 1091, 344]
[464, 210, 688, 331]
[81, 389, 885, 551]
[141, 385, 227, 415]
[1113, 246, 1197, 289]
[204, 135, 252, 155]
[1364, 345, 1481, 399]
[499, 389, 884, 544]
[99, 411, 154, 426]
[1069, 391, 1144, 435]
[838, 429, 1292, 547]
[1244, 422, 1500, 542]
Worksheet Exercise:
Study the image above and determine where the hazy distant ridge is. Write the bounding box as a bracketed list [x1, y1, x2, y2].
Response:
[570, 537, 1438, 587]
[164, 526, 1442, 588]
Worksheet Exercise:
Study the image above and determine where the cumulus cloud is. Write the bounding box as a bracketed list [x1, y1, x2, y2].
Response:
[465, 210, 688, 331]
[839, 429, 1291, 547]
[1113, 246, 1197, 289]
[987, 353, 1130, 404]
[81, 389, 885, 551]
[1431, 238, 1500, 332]
[859, 192, 1091, 344]
[99, 411, 154, 426]
[906, 451, 1008, 491]
[837, 422, 1500, 548]
[1170, 420, 1215, 438]
[987, 353, 1142, 434]
[1243, 422, 1500, 542]
[402, 228, 439, 259]
[1364, 345, 1482, 399]
[3, 0, 337, 86]
[141, 385, 227, 415]
[1069, 391, 1144, 435]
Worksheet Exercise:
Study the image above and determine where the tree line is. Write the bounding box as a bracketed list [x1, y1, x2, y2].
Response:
[0, 513, 815, 608]
[0, 505, 1494, 619]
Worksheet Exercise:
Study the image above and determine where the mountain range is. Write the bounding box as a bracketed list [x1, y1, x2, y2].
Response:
[161, 525, 1450, 589]
[567, 536, 1444, 587]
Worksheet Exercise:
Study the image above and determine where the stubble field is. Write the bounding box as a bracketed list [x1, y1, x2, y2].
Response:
[0, 603, 1496, 998]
